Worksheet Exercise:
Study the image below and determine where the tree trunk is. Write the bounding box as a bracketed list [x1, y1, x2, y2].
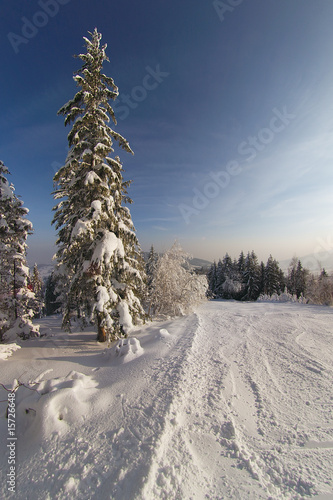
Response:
[96, 313, 106, 342]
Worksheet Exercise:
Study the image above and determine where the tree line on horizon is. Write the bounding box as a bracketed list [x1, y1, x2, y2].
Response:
[206, 251, 333, 305]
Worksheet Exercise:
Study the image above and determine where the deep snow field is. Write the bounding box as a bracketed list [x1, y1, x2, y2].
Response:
[0, 300, 333, 500]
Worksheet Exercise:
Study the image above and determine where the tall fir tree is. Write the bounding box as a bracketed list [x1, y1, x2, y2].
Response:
[294, 260, 307, 298]
[207, 261, 218, 298]
[264, 255, 284, 296]
[259, 261, 266, 297]
[287, 256, 298, 296]
[29, 263, 43, 295]
[242, 251, 261, 301]
[29, 263, 44, 317]
[0, 161, 39, 340]
[238, 251, 246, 274]
[52, 29, 146, 342]
[146, 245, 158, 289]
[44, 271, 62, 316]
[215, 259, 224, 297]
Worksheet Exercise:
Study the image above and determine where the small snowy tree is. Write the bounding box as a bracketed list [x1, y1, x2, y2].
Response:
[146, 245, 158, 288]
[264, 255, 284, 296]
[29, 263, 43, 295]
[0, 161, 39, 341]
[287, 257, 307, 298]
[242, 251, 261, 301]
[29, 263, 44, 317]
[52, 29, 146, 342]
[149, 242, 207, 317]
[145, 245, 158, 312]
[238, 251, 246, 274]
[44, 271, 62, 316]
[207, 261, 218, 298]
[306, 270, 333, 305]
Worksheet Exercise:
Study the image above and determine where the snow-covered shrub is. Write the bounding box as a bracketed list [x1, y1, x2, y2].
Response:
[306, 271, 333, 306]
[3, 317, 40, 342]
[257, 289, 307, 303]
[222, 277, 243, 298]
[149, 242, 207, 317]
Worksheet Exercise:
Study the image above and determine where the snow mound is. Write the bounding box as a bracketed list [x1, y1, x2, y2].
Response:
[16, 371, 98, 442]
[115, 337, 143, 363]
[4, 317, 40, 341]
[159, 328, 171, 339]
[35, 370, 97, 395]
[0, 343, 21, 360]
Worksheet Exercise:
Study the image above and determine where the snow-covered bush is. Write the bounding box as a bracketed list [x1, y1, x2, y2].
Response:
[4, 317, 40, 342]
[306, 271, 333, 306]
[149, 242, 207, 317]
[257, 289, 307, 304]
[222, 277, 243, 298]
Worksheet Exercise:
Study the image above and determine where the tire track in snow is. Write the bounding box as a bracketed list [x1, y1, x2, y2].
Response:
[139, 302, 328, 499]
[139, 306, 276, 499]
[228, 303, 333, 498]
[96, 313, 203, 500]
[8, 315, 202, 500]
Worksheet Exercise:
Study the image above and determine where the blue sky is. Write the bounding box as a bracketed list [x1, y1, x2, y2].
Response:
[1, 0, 333, 266]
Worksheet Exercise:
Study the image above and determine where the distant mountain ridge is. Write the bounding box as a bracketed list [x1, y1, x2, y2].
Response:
[189, 257, 212, 269]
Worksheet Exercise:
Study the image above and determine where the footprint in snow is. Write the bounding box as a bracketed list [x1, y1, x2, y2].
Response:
[116, 337, 144, 363]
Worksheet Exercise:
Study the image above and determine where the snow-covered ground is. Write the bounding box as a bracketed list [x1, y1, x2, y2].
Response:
[0, 301, 332, 499]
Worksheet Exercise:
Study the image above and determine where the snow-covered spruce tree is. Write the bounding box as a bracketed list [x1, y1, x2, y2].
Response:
[207, 261, 218, 298]
[242, 251, 261, 301]
[30, 263, 43, 295]
[214, 259, 224, 298]
[44, 271, 62, 316]
[149, 242, 207, 317]
[52, 29, 146, 342]
[264, 255, 284, 296]
[145, 245, 158, 313]
[0, 161, 39, 341]
[29, 263, 44, 317]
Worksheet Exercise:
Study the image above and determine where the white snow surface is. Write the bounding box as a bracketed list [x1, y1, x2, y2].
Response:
[0, 343, 21, 360]
[0, 302, 333, 499]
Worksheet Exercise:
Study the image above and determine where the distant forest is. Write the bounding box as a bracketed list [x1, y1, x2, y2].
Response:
[205, 251, 333, 305]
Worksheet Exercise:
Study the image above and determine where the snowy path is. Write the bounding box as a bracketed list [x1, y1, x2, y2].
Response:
[0, 302, 332, 499]
[140, 302, 333, 499]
